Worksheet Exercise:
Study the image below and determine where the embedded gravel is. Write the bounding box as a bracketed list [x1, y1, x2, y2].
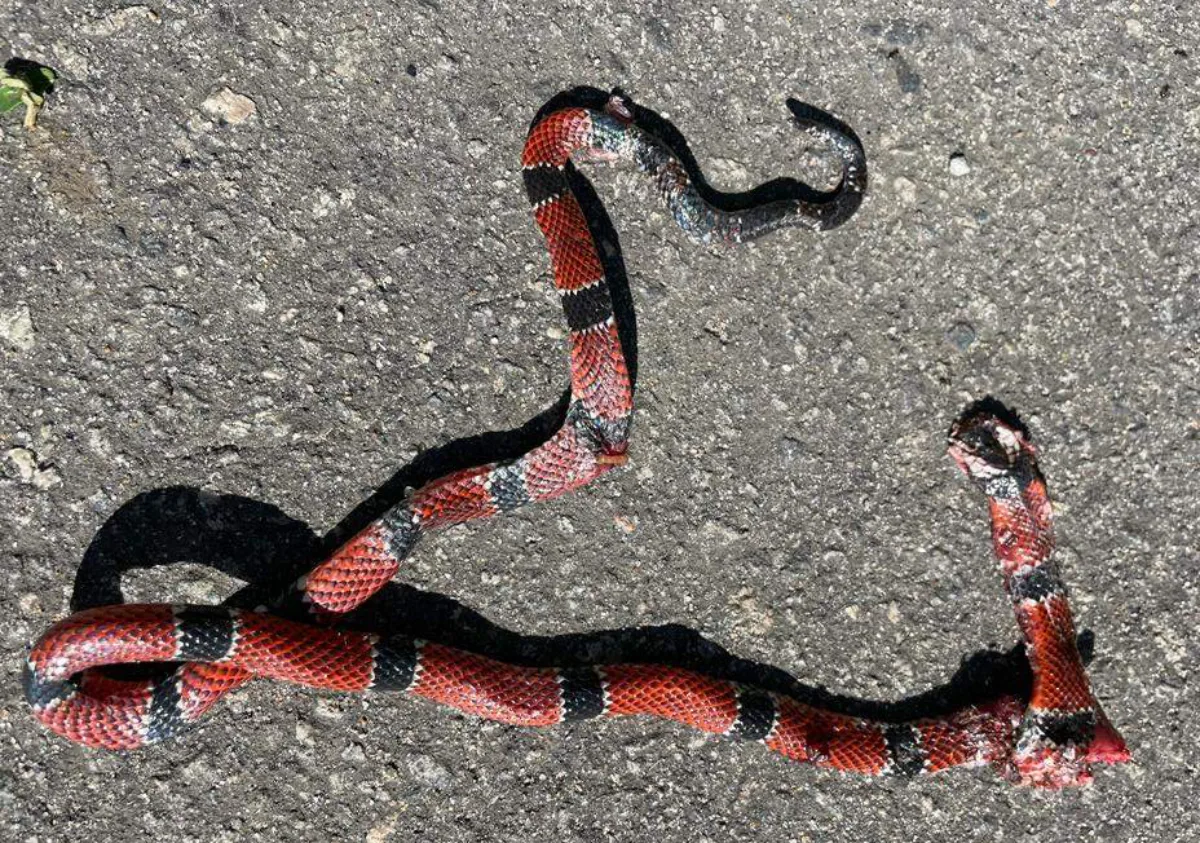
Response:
[1, 2, 1197, 842]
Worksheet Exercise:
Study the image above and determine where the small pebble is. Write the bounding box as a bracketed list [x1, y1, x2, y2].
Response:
[406, 754, 452, 790]
[341, 742, 367, 763]
[893, 176, 917, 204]
[946, 321, 976, 351]
[314, 698, 346, 720]
[614, 514, 638, 534]
[202, 87, 258, 125]
[0, 306, 35, 351]
[949, 153, 971, 177]
[367, 816, 400, 843]
[5, 447, 60, 488]
[6, 448, 37, 482]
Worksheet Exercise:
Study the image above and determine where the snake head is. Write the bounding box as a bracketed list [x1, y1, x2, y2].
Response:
[946, 402, 1037, 489]
[603, 93, 635, 125]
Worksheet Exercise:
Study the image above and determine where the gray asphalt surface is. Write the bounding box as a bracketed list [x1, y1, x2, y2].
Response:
[2, 2, 1197, 841]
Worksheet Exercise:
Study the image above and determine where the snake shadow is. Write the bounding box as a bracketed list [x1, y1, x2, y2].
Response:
[67, 92, 1080, 730]
[74, 484, 1093, 725]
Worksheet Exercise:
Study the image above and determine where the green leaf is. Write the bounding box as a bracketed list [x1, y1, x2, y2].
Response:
[0, 86, 22, 113]
[1, 59, 58, 128]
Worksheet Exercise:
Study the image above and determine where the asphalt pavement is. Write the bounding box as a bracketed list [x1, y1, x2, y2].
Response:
[1, 2, 1197, 841]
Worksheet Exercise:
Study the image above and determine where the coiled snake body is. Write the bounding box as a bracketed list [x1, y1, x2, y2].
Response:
[23, 95, 1128, 788]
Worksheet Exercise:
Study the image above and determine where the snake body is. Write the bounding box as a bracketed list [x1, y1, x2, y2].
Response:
[23, 95, 1127, 787]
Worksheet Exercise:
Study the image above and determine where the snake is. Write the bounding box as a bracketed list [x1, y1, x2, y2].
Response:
[22, 94, 1128, 788]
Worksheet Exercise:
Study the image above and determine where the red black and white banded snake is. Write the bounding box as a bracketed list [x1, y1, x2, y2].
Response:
[23, 94, 1129, 788]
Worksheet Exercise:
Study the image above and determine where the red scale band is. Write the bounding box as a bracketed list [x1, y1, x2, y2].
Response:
[601, 665, 738, 735]
[411, 643, 563, 727]
[232, 613, 375, 692]
[30, 605, 179, 679]
[569, 322, 632, 420]
[412, 466, 501, 527]
[178, 663, 252, 722]
[520, 426, 610, 502]
[53, 672, 153, 750]
[304, 524, 401, 614]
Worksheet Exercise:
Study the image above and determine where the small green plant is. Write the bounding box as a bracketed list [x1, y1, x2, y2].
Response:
[0, 58, 58, 130]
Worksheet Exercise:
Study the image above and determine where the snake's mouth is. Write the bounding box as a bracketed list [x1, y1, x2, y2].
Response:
[947, 407, 1033, 482]
[949, 418, 1014, 471]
